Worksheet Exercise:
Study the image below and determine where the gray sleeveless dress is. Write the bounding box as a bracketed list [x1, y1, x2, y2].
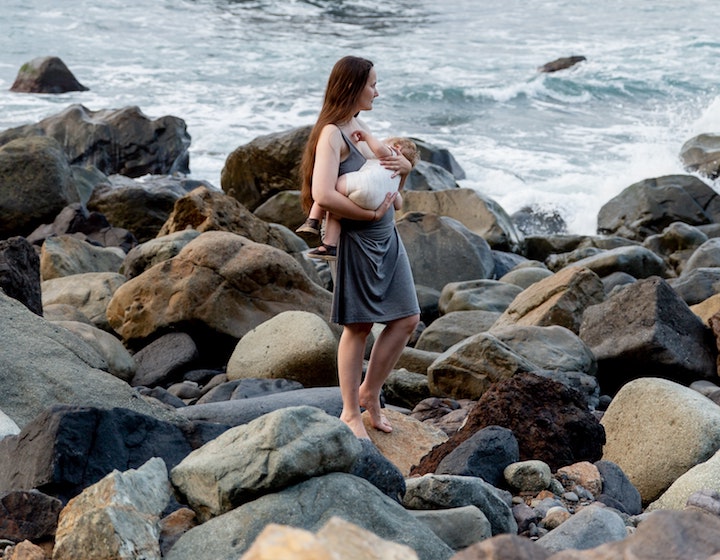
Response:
[331, 131, 420, 325]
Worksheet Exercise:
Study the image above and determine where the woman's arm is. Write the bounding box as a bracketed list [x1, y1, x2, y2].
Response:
[312, 125, 395, 220]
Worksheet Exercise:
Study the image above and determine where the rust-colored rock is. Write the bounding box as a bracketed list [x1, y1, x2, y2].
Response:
[411, 372, 605, 475]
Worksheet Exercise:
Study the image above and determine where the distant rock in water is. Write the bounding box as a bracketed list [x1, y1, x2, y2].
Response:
[538, 55, 587, 73]
[10, 56, 89, 94]
[511, 205, 568, 236]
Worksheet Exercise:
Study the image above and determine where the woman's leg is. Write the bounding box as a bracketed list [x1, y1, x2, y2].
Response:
[337, 322, 373, 438]
[359, 313, 420, 433]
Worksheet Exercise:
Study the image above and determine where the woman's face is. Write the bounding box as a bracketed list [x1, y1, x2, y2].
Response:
[357, 67, 378, 112]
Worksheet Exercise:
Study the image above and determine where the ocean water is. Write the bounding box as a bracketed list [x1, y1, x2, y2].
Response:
[1, 0, 719, 235]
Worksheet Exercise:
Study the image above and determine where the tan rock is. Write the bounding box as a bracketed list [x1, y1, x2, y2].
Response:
[556, 461, 602, 497]
[226, 310, 337, 387]
[41, 272, 126, 332]
[427, 332, 537, 399]
[601, 377, 720, 504]
[240, 517, 419, 560]
[53, 458, 170, 560]
[40, 235, 124, 280]
[400, 188, 522, 251]
[106, 231, 331, 344]
[361, 408, 448, 476]
[492, 266, 605, 334]
[158, 185, 290, 252]
[239, 524, 336, 560]
[5, 540, 47, 560]
[691, 292, 720, 325]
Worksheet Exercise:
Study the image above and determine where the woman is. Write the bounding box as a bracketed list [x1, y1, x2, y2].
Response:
[300, 55, 420, 439]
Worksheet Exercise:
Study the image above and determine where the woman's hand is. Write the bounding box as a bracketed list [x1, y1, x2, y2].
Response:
[372, 192, 398, 221]
[380, 148, 411, 178]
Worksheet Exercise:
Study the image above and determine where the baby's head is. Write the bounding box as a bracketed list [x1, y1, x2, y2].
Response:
[386, 137, 420, 167]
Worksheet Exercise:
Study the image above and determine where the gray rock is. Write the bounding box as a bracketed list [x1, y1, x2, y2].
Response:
[0, 136, 78, 238]
[415, 310, 501, 353]
[439, 279, 523, 314]
[680, 133, 720, 179]
[0, 291, 181, 429]
[176, 387, 343, 427]
[350, 438, 406, 504]
[436, 425, 519, 486]
[132, 332, 199, 388]
[669, 267, 720, 305]
[504, 461, 552, 493]
[165, 472, 454, 560]
[53, 458, 170, 560]
[597, 174, 720, 241]
[122, 230, 201, 279]
[397, 212, 496, 292]
[409, 505, 492, 551]
[40, 235, 125, 280]
[403, 474, 517, 536]
[535, 505, 627, 553]
[594, 460, 642, 515]
[170, 406, 362, 521]
[579, 276, 716, 395]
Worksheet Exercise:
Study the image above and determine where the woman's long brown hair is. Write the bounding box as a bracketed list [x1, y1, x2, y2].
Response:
[300, 56, 374, 214]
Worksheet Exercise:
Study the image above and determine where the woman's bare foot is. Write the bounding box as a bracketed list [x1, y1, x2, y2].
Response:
[359, 397, 392, 433]
[340, 411, 370, 439]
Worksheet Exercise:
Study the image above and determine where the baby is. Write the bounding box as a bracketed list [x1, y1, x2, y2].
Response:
[297, 133, 419, 260]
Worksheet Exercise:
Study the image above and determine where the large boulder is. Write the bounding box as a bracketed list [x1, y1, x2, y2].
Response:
[492, 266, 605, 334]
[396, 212, 495, 292]
[221, 126, 310, 212]
[0, 405, 220, 504]
[170, 406, 362, 522]
[601, 377, 720, 504]
[106, 231, 332, 355]
[156, 185, 294, 253]
[0, 136, 78, 238]
[579, 276, 717, 395]
[680, 133, 720, 179]
[226, 311, 338, 387]
[0, 104, 190, 177]
[400, 188, 523, 252]
[165, 472, 454, 560]
[0, 291, 182, 429]
[596, 174, 720, 241]
[10, 56, 88, 93]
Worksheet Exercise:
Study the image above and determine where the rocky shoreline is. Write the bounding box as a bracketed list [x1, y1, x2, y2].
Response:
[4, 59, 720, 559]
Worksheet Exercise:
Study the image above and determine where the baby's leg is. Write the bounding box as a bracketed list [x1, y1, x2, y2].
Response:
[336, 174, 349, 197]
[323, 213, 341, 247]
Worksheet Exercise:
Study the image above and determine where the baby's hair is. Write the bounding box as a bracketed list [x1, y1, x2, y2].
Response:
[385, 136, 420, 167]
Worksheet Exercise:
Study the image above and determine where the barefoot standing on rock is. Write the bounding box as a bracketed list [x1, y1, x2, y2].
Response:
[299, 55, 420, 439]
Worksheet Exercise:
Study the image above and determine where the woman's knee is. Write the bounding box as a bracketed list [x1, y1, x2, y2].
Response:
[393, 314, 420, 335]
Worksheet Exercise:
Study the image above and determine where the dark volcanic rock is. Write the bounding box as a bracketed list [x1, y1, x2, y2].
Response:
[0, 490, 63, 543]
[411, 372, 605, 475]
[0, 104, 190, 178]
[0, 405, 224, 504]
[0, 236, 42, 315]
[10, 56, 88, 94]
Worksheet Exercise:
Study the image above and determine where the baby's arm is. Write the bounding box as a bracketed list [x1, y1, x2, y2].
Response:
[351, 129, 393, 159]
